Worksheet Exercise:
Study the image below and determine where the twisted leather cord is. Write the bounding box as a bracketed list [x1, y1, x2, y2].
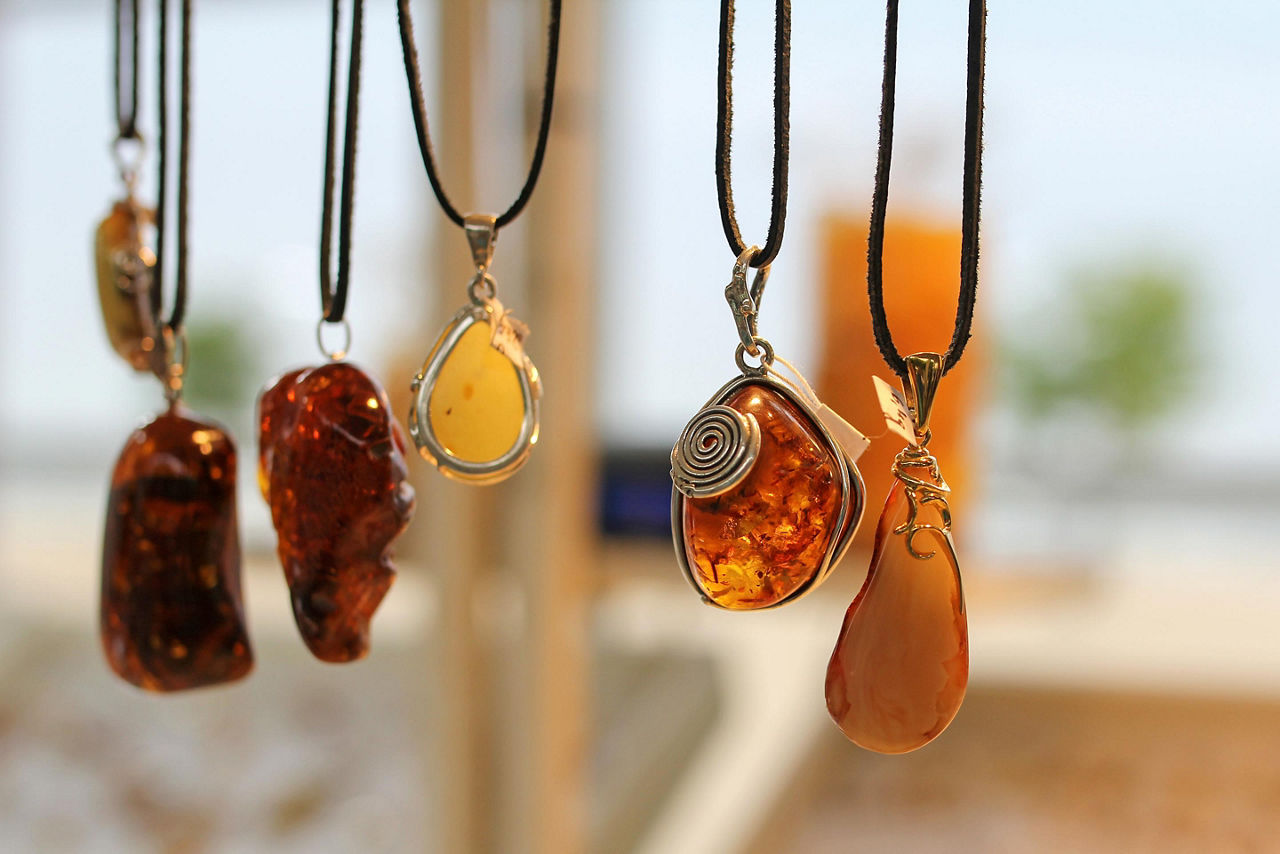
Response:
[867, 0, 986, 379]
[114, 0, 140, 140]
[396, 0, 562, 231]
[152, 0, 191, 331]
[319, 0, 364, 323]
[716, 0, 790, 269]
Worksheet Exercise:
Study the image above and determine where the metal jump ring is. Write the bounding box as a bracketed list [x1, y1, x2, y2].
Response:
[316, 317, 352, 361]
[160, 324, 188, 401]
[735, 337, 775, 375]
[468, 272, 498, 305]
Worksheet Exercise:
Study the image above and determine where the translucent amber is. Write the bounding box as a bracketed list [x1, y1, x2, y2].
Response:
[427, 320, 524, 462]
[94, 200, 156, 372]
[258, 363, 415, 663]
[825, 469, 968, 753]
[681, 384, 846, 609]
[100, 406, 253, 691]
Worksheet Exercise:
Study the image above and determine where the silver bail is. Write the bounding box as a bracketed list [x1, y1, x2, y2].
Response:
[464, 213, 498, 272]
[725, 245, 770, 355]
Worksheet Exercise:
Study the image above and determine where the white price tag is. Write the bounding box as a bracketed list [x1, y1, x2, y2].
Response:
[815, 404, 871, 464]
[872, 375, 916, 444]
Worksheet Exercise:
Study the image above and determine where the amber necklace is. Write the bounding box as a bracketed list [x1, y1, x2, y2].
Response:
[669, 0, 869, 612]
[256, 0, 416, 665]
[99, 0, 255, 692]
[397, 0, 561, 485]
[825, 0, 987, 754]
[94, 0, 156, 372]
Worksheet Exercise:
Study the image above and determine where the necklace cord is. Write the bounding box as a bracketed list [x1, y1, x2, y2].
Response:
[867, 0, 986, 380]
[716, 0, 790, 269]
[396, 0, 562, 231]
[113, 0, 140, 140]
[319, 0, 364, 323]
[152, 0, 191, 332]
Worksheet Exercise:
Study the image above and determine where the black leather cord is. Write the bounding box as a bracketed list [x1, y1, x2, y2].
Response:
[114, 0, 140, 140]
[867, 0, 986, 380]
[152, 0, 191, 331]
[716, 0, 790, 269]
[396, 0, 562, 231]
[319, 0, 364, 323]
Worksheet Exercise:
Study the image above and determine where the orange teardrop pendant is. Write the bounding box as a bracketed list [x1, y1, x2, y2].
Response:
[824, 451, 967, 753]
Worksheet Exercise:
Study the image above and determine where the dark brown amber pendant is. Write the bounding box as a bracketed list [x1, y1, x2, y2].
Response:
[258, 363, 416, 663]
[94, 199, 157, 372]
[671, 376, 864, 610]
[101, 405, 253, 691]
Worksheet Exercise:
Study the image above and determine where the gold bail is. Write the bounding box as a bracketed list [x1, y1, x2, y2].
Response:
[903, 352, 944, 443]
[464, 213, 497, 272]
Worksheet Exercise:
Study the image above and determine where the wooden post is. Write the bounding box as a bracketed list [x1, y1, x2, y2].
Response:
[500, 1, 602, 852]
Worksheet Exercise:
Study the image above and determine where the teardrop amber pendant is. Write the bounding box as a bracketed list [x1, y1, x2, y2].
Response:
[100, 405, 253, 691]
[825, 449, 968, 753]
[258, 363, 416, 663]
[672, 377, 863, 610]
[409, 303, 540, 484]
[94, 199, 157, 372]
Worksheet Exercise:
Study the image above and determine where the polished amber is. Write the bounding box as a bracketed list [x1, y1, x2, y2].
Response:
[100, 406, 253, 691]
[825, 468, 968, 753]
[427, 320, 524, 463]
[681, 384, 845, 609]
[258, 363, 415, 663]
[94, 200, 156, 372]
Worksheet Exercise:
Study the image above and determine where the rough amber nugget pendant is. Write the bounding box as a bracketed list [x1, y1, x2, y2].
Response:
[258, 363, 416, 663]
[825, 353, 968, 752]
[409, 300, 541, 484]
[94, 198, 158, 372]
[100, 405, 253, 691]
[671, 374, 864, 610]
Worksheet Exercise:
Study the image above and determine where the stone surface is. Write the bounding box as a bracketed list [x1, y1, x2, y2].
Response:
[427, 320, 524, 463]
[825, 465, 968, 753]
[94, 200, 156, 372]
[681, 383, 850, 610]
[258, 363, 415, 663]
[100, 405, 253, 691]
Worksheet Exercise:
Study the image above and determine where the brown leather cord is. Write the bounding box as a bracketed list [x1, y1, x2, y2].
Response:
[114, 0, 140, 140]
[152, 0, 191, 331]
[716, 0, 790, 269]
[319, 0, 364, 323]
[396, 0, 562, 231]
[867, 0, 986, 380]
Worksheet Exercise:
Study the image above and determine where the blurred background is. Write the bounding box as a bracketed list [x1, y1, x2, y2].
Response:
[3, 0, 1280, 852]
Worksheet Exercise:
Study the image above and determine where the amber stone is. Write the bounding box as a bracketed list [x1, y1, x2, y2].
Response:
[94, 200, 156, 372]
[825, 468, 968, 753]
[100, 406, 253, 691]
[258, 363, 415, 663]
[681, 384, 849, 609]
[427, 319, 525, 463]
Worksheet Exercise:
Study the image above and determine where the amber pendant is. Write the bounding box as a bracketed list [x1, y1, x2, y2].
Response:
[825, 353, 968, 753]
[94, 198, 158, 372]
[100, 405, 253, 691]
[409, 215, 540, 484]
[258, 362, 416, 663]
[671, 373, 864, 610]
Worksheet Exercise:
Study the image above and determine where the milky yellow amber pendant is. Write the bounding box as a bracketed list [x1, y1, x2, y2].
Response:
[408, 215, 541, 484]
[94, 197, 158, 372]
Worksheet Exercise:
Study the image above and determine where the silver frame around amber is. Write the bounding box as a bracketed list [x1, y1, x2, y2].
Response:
[408, 304, 541, 485]
[670, 373, 865, 610]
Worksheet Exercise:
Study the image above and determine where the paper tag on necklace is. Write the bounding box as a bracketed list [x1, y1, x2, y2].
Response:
[872, 375, 917, 444]
[815, 404, 871, 464]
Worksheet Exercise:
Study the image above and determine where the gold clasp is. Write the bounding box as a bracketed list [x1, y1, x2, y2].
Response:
[903, 352, 944, 446]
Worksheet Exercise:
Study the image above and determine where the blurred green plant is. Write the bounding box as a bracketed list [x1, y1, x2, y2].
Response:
[182, 314, 263, 416]
[1004, 260, 1198, 430]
